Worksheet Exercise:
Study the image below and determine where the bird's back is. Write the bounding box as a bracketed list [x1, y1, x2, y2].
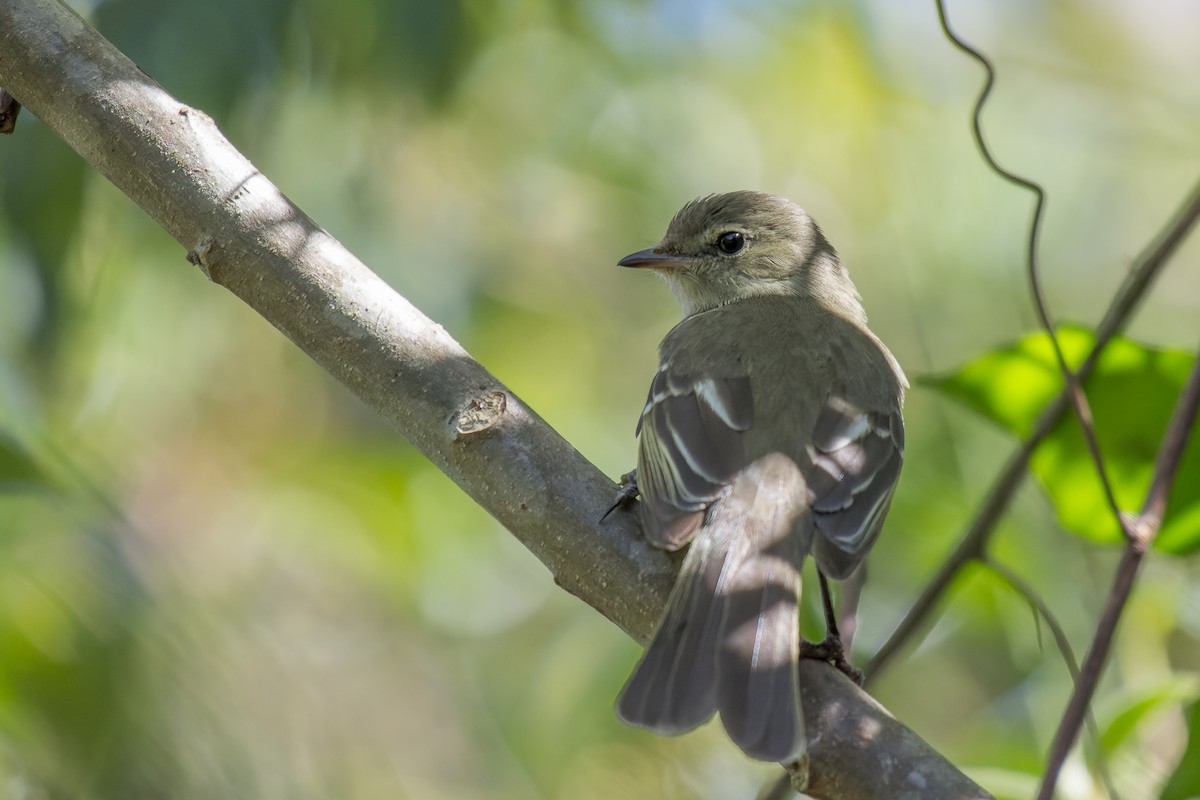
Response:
[652, 294, 906, 575]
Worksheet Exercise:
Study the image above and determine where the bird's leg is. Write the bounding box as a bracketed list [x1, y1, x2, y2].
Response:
[600, 469, 639, 522]
[800, 571, 864, 686]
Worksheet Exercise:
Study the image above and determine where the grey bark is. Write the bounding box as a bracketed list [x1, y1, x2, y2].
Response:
[0, 1, 992, 797]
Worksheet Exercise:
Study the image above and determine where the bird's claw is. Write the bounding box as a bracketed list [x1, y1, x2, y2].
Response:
[800, 636, 864, 686]
[600, 470, 639, 522]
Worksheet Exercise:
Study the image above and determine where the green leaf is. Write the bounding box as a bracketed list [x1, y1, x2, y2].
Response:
[1161, 697, 1200, 800]
[925, 325, 1200, 553]
[924, 325, 1095, 439]
[1098, 674, 1200, 756]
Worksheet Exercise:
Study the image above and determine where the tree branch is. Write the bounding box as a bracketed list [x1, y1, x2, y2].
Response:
[0, 0, 993, 797]
[1036, 342, 1200, 800]
[935, 0, 1128, 536]
[0, 0, 666, 650]
[866, 177, 1200, 680]
[879, 2, 1200, 684]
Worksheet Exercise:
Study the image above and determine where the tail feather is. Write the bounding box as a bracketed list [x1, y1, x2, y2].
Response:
[718, 539, 804, 761]
[617, 503, 749, 732]
[617, 453, 811, 762]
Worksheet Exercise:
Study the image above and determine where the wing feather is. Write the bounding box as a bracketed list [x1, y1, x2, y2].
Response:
[636, 368, 752, 550]
[806, 396, 904, 578]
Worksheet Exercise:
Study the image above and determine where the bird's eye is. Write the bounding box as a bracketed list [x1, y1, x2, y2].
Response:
[716, 231, 745, 254]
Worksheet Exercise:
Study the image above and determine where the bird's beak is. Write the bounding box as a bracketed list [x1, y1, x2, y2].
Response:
[618, 247, 685, 270]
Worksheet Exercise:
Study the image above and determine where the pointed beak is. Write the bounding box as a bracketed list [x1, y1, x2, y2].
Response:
[617, 247, 685, 269]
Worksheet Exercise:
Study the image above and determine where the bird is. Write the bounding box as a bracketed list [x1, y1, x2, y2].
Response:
[612, 190, 906, 763]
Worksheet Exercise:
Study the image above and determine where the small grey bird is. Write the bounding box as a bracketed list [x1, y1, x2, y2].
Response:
[613, 191, 906, 763]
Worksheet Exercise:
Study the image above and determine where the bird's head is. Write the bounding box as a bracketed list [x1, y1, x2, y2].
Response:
[619, 191, 865, 320]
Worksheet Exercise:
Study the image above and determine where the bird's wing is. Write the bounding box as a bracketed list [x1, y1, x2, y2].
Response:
[636, 365, 753, 550]
[806, 395, 905, 578]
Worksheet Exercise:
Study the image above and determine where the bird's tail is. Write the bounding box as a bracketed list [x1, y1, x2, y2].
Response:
[616, 453, 811, 763]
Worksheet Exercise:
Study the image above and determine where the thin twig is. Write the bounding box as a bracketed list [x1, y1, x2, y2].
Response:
[1037, 344, 1200, 800]
[1138, 348, 1200, 535]
[865, 441, 1024, 681]
[1088, 181, 1200, 364]
[0, 4, 1002, 797]
[933, 0, 1127, 536]
[982, 558, 1080, 680]
[864, 92, 1200, 685]
[982, 558, 1121, 799]
[1036, 546, 1141, 800]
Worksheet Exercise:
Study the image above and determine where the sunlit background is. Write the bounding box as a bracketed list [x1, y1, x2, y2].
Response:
[2, 1, 1200, 798]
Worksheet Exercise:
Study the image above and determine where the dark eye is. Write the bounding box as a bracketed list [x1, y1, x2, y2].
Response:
[716, 231, 745, 254]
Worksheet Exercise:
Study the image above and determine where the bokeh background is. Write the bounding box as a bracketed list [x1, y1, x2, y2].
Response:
[2, 1, 1200, 798]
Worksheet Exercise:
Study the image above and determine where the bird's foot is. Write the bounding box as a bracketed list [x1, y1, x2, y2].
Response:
[599, 470, 639, 522]
[800, 636, 864, 686]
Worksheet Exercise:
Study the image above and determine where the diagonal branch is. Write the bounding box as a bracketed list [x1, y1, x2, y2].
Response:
[934, 0, 1127, 534]
[0, 0, 993, 797]
[930, 10, 1200, 795]
[865, 176, 1200, 680]
[1036, 342, 1200, 800]
[0, 0, 670, 645]
[1138, 349, 1200, 535]
[982, 558, 1122, 798]
[907, 14, 1200, 796]
[869, 2, 1200, 683]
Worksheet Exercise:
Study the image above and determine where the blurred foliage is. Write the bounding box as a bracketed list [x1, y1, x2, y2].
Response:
[1161, 698, 1200, 800]
[0, 435, 44, 489]
[927, 325, 1200, 553]
[1, 1, 1200, 799]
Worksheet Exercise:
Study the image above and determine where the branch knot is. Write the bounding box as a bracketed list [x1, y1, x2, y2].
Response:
[453, 390, 507, 439]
